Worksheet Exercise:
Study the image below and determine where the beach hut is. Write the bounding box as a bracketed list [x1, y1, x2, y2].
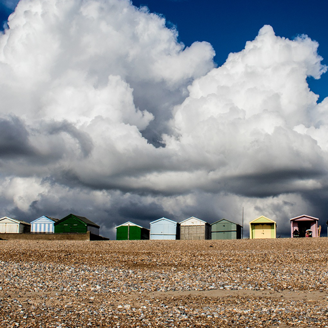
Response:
[249, 216, 276, 239]
[211, 219, 242, 240]
[290, 214, 319, 238]
[180, 217, 210, 240]
[0, 217, 30, 233]
[116, 221, 149, 240]
[55, 214, 100, 235]
[150, 217, 179, 240]
[31, 216, 58, 233]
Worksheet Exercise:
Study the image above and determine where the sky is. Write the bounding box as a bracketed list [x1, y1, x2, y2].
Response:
[1, 0, 328, 239]
[131, 0, 328, 102]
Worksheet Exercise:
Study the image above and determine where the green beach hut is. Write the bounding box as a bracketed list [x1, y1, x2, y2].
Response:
[116, 221, 149, 240]
[249, 216, 276, 239]
[211, 218, 242, 240]
[55, 214, 100, 235]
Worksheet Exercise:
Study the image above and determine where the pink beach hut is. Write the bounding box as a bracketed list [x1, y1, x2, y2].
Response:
[290, 215, 319, 238]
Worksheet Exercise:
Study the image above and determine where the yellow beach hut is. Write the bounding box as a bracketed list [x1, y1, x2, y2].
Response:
[249, 216, 276, 239]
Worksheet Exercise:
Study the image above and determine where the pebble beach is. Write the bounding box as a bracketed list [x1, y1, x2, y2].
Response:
[1, 238, 328, 327]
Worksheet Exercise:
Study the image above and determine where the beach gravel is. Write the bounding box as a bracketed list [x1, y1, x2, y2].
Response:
[1, 238, 328, 327]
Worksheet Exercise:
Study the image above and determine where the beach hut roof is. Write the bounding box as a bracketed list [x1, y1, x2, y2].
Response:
[211, 218, 242, 226]
[116, 221, 143, 228]
[179, 216, 207, 224]
[150, 217, 177, 225]
[30, 216, 59, 224]
[290, 214, 319, 221]
[249, 216, 276, 224]
[56, 214, 100, 228]
[45, 216, 59, 222]
[0, 216, 30, 225]
[73, 215, 99, 228]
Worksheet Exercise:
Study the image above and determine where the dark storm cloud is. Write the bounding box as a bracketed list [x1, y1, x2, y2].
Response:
[117, 199, 172, 222]
[222, 168, 327, 198]
[0, 116, 36, 157]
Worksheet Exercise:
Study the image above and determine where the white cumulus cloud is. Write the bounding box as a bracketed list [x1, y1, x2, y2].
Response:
[1, 1, 328, 238]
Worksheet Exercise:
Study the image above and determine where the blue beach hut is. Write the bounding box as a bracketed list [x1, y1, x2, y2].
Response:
[31, 216, 58, 233]
[150, 217, 179, 240]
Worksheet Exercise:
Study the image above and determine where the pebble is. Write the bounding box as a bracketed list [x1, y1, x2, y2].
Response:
[0, 239, 328, 326]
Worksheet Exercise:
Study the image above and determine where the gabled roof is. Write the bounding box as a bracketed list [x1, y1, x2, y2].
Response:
[116, 221, 143, 228]
[19, 220, 30, 225]
[30, 216, 59, 224]
[57, 214, 100, 228]
[0, 216, 14, 221]
[180, 216, 207, 224]
[0, 216, 30, 225]
[290, 214, 319, 221]
[211, 218, 242, 227]
[250, 216, 276, 224]
[150, 217, 177, 225]
[45, 216, 59, 222]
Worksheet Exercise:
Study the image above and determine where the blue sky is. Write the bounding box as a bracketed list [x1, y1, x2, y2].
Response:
[131, 0, 328, 101]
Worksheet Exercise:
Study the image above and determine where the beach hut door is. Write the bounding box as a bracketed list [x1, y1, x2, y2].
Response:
[254, 224, 271, 239]
[298, 221, 311, 237]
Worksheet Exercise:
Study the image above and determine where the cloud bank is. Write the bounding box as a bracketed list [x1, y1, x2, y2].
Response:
[1, 0, 328, 238]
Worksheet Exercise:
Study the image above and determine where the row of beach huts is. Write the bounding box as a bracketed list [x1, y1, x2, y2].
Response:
[0, 214, 322, 240]
[0, 214, 100, 235]
[116, 214, 321, 240]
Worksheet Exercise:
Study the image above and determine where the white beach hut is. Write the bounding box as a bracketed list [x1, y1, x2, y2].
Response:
[0, 216, 30, 233]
